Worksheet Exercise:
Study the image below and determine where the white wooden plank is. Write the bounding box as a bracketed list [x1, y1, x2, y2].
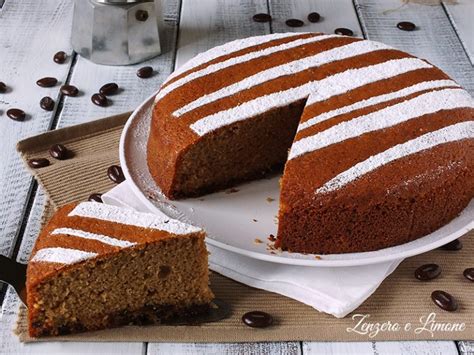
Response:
[54, 0, 181, 128]
[303, 341, 458, 355]
[175, 0, 270, 68]
[354, 0, 474, 94]
[269, 0, 362, 37]
[443, 0, 474, 65]
[148, 342, 301, 355]
[458, 341, 474, 355]
[0, 0, 73, 257]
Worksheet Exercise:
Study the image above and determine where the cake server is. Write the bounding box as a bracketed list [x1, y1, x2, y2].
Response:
[0, 254, 230, 325]
[0, 254, 27, 306]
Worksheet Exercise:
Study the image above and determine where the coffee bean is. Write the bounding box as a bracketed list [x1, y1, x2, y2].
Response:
[242, 311, 273, 328]
[335, 27, 354, 36]
[307, 12, 321, 23]
[49, 144, 69, 160]
[431, 290, 458, 312]
[415, 263, 441, 281]
[439, 239, 463, 251]
[397, 21, 416, 31]
[60, 85, 79, 97]
[252, 13, 272, 23]
[7, 108, 26, 121]
[463, 268, 474, 282]
[285, 19, 304, 27]
[53, 51, 67, 64]
[88, 193, 103, 203]
[91, 93, 108, 107]
[107, 165, 125, 183]
[137, 66, 154, 78]
[135, 9, 149, 21]
[99, 82, 119, 96]
[36, 77, 58, 88]
[40, 96, 55, 111]
[28, 158, 50, 169]
[0, 82, 7, 93]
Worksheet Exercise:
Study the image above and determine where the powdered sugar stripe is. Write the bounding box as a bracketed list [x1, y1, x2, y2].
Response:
[155, 34, 340, 103]
[69, 202, 201, 235]
[190, 58, 432, 136]
[31, 247, 97, 265]
[51, 228, 136, 248]
[166, 32, 304, 82]
[298, 79, 460, 132]
[174, 40, 394, 117]
[316, 121, 474, 194]
[191, 82, 312, 135]
[289, 88, 474, 160]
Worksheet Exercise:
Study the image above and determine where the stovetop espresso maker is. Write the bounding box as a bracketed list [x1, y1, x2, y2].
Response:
[71, 0, 163, 65]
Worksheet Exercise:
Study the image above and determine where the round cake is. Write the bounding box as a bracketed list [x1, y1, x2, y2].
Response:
[147, 32, 474, 254]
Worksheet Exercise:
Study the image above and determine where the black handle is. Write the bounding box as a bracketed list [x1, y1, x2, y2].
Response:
[0, 254, 27, 297]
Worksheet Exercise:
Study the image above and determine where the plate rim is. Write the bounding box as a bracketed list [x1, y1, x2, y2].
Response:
[119, 93, 474, 267]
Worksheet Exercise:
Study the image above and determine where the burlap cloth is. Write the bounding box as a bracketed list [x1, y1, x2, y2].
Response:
[15, 113, 473, 342]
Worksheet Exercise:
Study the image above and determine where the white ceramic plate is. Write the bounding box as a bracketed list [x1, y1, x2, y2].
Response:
[119, 92, 474, 267]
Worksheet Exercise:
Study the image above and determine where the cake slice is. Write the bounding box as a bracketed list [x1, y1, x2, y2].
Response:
[27, 201, 214, 337]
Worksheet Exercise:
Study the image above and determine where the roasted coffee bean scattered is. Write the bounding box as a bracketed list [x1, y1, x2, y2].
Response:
[53, 51, 67, 64]
[0, 82, 7, 93]
[137, 66, 154, 78]
[415, 263, 441, 281]
[307, 12, 321, 23]
[40, 96, 55, 111]
[439, 239, 463, 251]
[99, 82, 119, 96]
[7, 108, 26, 121]
[285, 19, 304, 27]
[36, 77, 58, 88]
[91, 93, 108, 107]
[397, 21, 416, 31]
[28, 158, 50, 169]
[431, 290, 458, 312]
[60, 85, 79, 97]
[88, 193, 103, 203]
[463, 268, 474, 282]
[49, 144, 69, 160]
[335, 27, 353, 36]
[242, 311, 273, 328]
[107, 165, 125, 183]
[252, 13, 272, 23]
[135, 9, 149, 21]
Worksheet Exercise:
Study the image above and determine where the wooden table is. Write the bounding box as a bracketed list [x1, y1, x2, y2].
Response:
[0, 0, 473, 353]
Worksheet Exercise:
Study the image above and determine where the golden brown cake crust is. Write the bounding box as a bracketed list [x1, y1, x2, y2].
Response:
[147, 32, 474, 254]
